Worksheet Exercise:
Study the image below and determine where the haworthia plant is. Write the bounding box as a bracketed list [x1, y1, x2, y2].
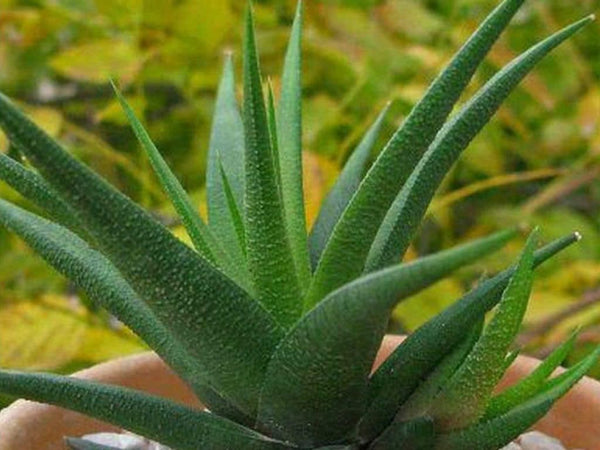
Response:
[0, 2, 596, 449]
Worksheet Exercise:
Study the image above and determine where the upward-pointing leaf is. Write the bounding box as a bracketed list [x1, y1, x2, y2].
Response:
[435, 346, 600, 450]
[278, 1, 311, 290]
[257, 228, 515, 446]
[0, 371, 292, 450]
[304, 0, 526, 310]
[243, 5, 302, 329]
[207, 54, 247, 271]
[365, 17, 594, 272]
[0, 92, 284, 416]
[112, 83, 244, 285]
[484, 327, 580, 420]
[309, 103, 391, 271]
[360, 233, 580, 441]
[0, 198, 250, 424]
[431, 230, 538, 431]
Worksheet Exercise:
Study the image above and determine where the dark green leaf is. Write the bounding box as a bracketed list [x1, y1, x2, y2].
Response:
[0, 92, 284, 416]
[0, 152, 85, 235]
[359, 233, 580, 441]
[207, 54, 247, 271]
[256, 228, 514, 445]
[0, 198, 251, 424]
[396, 321, 483, 421]
[219, 158, 246, 258]
[304, 0, 526, 310]
[431, 230, 538, 430]
[309, 103, 390, 270]
[112, 82, 244, 285]
[365, 17, 594, 272]
[243, 5, 302, 328]
[278, 1, 311, 290]
[369, 417, 435, 450]
[0, 371, 292, 450]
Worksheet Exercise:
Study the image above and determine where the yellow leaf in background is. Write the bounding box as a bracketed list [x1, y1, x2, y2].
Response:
[96, 96, 147, 126]
[27, 106, 64, 138]
[172, 0, 233, 55]
[392, 278, 464, 332]
[302, 151, 339, 230]
[50, 40, 142, 84]
[0, 296, 144, 371]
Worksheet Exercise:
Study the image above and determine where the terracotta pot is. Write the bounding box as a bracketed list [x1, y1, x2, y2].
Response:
[1, 335, 598, 449]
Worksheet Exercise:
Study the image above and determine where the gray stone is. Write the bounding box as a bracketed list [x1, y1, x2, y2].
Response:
[519, 431, 567, 450]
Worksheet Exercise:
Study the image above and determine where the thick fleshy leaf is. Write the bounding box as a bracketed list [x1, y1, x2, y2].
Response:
[359, 233, 580, 440]
[304, 0, 526, 310]
[257, 228, 514, 446]
[369, 417, 435, 450]
[365, 17, 594, 272]
[484, 328, 580, 420]
[309, 103, 391, 270]
[267, 80, 281, 191]
[207, 54, 247, 270]
[243, 6, 302, 328]
[396, 321, 483, 421]
[431, 230, 538, 430]
[0, 198, 250, 424]
[0, 371, 292, 450]
[0, 152, 84, 234]
[112, 83, 242, 284]
[0, 92, 284, 416]
[278, 1, 311, 290]
[434, 346, 600, 450]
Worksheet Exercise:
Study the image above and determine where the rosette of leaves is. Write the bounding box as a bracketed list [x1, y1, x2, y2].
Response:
[0, 1, 597, 449]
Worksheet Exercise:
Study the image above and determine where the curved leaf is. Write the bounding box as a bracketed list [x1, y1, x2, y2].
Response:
[435, 346, 600, 450]
[207, 54, 247, 271]
[431, 230, 538, 430]
[360, 233, 580, 441]
[304, 0, 526, 310]
[369, 417, 435, 450]
[278, 1, 311, 290]
[257, 228, 514, 445]
[309, 103, 390, 270]
[0, 92, 284, 416]
[365, 16, 594, 272]
[243, 5, 302, 328]
[0, 371, 292, 450]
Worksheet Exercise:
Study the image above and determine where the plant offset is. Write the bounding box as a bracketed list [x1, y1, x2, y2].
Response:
[0, 0, 597, 449]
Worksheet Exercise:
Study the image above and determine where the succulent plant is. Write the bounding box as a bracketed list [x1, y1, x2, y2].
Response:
[0, 1, 597, 449]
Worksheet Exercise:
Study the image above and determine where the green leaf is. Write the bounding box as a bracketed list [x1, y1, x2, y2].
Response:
[309, 103, 390, 270]
[207, 54, 247, 271]
[278, 1, 311, 291]
[484, 328, 580, 420]
[243, 5, 302, 328]
[0, 92, 284, 416]
[256, 228, 514, 446]
[431, 230, 538, 431]
[0, 371, 292, 450]
[219, 158, 246, 258]
[0, 152, 85, 236]
[304, 0, 526, 309]
[112, 82, 241, 282]
[360, 233, 580, 441]
[66, 438, 120, 450]
[370, 417, 435, 450]
[0, 198, 250, 423]
[267, 79, 281, 192]
[435, 346, 600, 450]
[365, 17, 594, 272]
[396, 321, 483, 421]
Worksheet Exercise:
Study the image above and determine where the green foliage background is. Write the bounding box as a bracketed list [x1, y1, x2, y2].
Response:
[0, 0, 599, 388]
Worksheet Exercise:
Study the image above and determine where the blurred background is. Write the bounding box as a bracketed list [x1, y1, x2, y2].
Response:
[0, 0, 599, 402]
